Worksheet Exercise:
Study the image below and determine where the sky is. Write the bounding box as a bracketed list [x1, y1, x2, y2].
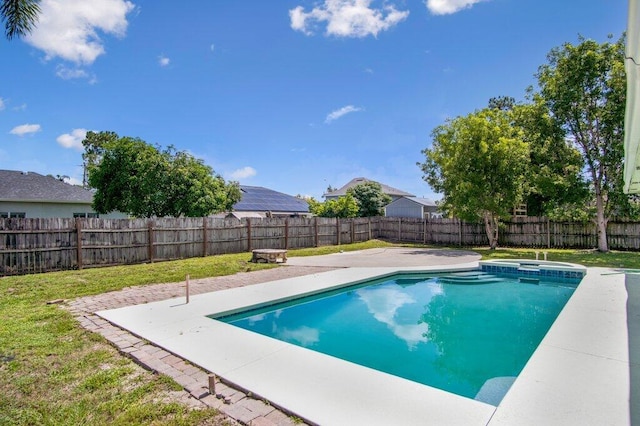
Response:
[0, 0, 629, 201]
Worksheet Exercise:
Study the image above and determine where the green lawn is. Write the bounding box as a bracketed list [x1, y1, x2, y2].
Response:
[1, 241, 638, 425]
[471, 246, 640, 269]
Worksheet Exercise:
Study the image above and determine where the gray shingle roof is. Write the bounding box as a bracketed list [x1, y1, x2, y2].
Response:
[404, 197, 437, 207]
[234, 185, 309, 213]
[0, 170, 94, 203]
[324, 177, 415, 198]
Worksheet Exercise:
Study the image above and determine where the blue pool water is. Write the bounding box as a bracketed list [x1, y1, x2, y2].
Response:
[215, 272, 579, 404]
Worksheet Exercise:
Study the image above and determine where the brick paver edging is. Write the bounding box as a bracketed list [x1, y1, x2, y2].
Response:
[65, 266, 336, 426]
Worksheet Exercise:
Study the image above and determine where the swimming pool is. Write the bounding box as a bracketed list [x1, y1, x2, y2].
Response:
[214, 271, 580, 405]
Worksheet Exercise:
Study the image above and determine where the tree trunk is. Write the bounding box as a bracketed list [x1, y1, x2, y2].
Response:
[595, 193, 609, 252]
[483, 212, 499, 249]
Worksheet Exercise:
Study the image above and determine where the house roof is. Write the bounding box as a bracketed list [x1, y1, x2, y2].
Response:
[0, 170, 94, 203]
[234, 185, 309, 213]
[401, 197, 437, 207]
[324, 177, 415, 198]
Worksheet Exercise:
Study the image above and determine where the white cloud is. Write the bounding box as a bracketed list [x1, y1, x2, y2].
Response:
[158, 55, 170, 67]
[56, 128, 87, 150]
[13, 103, 27, 112]
[0, 98, 5, 111]
[10, 124, 41, 136]
[210, 43, 215, 52]
[356, 286, 430, 349]
[426, 0, 486, 15]
[66, 176, 83, 185]
[55, 65, 97, 83]
[25, 0, 135, 65]
[230, 166, 257, 180]
[290, 0, 409, 38]
[325, 105, 363, 123]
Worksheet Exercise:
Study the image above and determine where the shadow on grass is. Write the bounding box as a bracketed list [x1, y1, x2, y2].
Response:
[626, 273, 640, 425]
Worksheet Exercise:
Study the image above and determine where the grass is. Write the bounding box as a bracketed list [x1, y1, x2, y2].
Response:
[471, 246, 640, 269]
[1, 240, 639, 425]
[0, 253, 274, 426]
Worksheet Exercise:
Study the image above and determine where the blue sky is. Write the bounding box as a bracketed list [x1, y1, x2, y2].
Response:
[0, 0, 628, 200]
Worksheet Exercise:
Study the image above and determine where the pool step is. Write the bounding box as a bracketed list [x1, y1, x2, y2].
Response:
[439, 272, 505, 285]
[518, 265, 541, 273]
[475, 376, 517, 406]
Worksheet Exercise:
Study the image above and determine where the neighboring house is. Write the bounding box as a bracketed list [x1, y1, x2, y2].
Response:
[223, 185, 311, 219]
[385, 196, 440, 219]
[324, 177, 415, 202]
[0, 170, 127, 219]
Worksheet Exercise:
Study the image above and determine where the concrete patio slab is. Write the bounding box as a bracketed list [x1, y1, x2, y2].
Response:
[285, 247, 481, 268]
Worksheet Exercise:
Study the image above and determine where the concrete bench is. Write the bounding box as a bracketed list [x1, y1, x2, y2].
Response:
[251, 249, 287, 264]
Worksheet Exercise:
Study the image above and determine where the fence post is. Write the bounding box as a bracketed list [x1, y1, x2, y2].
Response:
[202, 218, 208, 257]
[247, 218, 252, 252]
[314, 217, 319, 247]
[423, 217, 427, 244]
[350, 219, 355, 243]
[75, 217, 83, 270]
[547, 217, 551, 249]
[368, 217, 372, 241]
[398, 218, 402, 241]
[148, 220, 154, 262]
[285, 218, 289, 249]
[459, 219, 463, 246]
[336, 217, 340, 245]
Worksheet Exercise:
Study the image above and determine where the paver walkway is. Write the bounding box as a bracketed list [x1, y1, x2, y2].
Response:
[66, 265, 336, 426]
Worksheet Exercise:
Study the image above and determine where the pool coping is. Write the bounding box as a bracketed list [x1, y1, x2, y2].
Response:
[97, 263, 633, 425]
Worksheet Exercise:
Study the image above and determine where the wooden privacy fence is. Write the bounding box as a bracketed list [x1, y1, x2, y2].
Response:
[0, 216, 376, 275]
[1, 216, 639, 275]
[376, 216, 640, 250]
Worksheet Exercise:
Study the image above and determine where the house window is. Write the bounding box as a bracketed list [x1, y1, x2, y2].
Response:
[9, 212, 26, 218]
[0, 212, 8, 218]
[74, 212, 99, 218]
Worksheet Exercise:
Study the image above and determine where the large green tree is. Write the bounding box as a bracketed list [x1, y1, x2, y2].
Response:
[509, 101, 589, 219]
[419, 108, 530, 249]
[1, 0, 40, 40]
[83, 131, 240, 218]
[534, 35, 628, 251]
[347, 181, 392, 217]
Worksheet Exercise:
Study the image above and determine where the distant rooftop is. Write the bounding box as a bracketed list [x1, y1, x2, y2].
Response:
[403, 197, 437, 207]
[0, 170, 93, 203]
[324, 177, 415, 198]
[234, 185, 309, 213]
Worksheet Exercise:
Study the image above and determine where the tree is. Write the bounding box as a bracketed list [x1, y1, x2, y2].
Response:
[534, 35, 628, 251]
[418, 108, 530, 249]
[308, 194, 359, 218]
[1, 0, 40, 40]
[347, 181, 391, 217]
[83, 131, 240, 218]
[487, 97, 589, 219]
[510, 101, 589, 219]
[487, 96, 516, 111]
[81, 130, 120, 187]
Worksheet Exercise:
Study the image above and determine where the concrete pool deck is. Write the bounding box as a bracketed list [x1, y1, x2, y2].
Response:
[88, 248, 638, 425]
[284, 247, 482, 268]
